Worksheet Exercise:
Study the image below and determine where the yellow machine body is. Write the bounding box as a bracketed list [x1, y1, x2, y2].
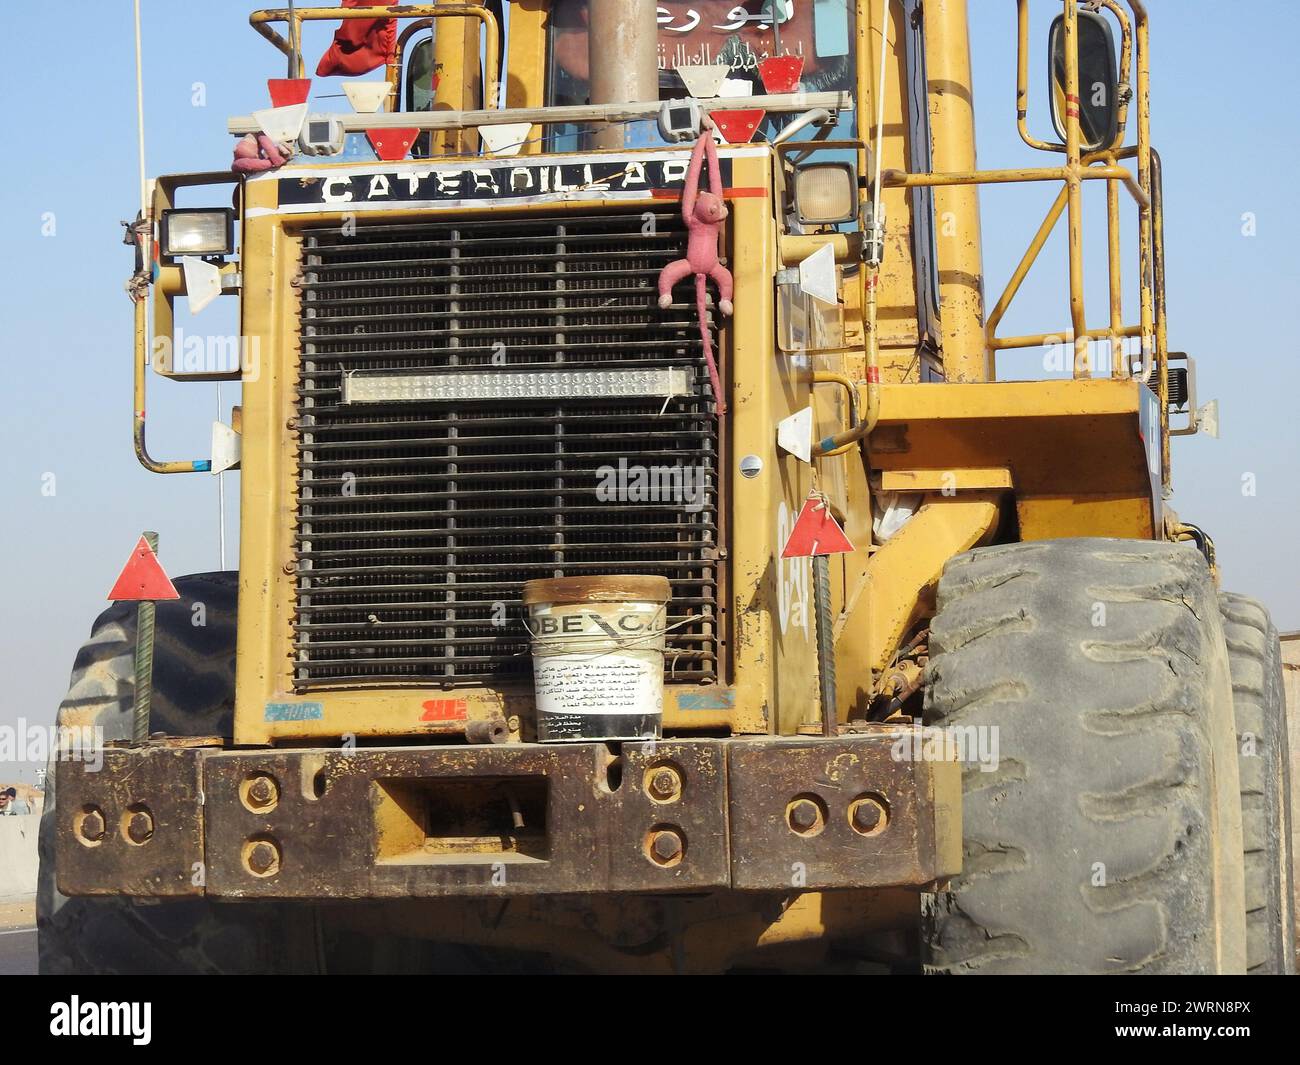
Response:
[67, 0, 1188, 971]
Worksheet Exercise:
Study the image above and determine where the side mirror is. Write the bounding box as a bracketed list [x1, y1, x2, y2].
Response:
[1048, 10, 1120, 151]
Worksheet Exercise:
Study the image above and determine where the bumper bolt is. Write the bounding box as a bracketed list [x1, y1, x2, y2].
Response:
[124, 808, 155, 845]
[648, 829, 684, 866]
[243, 774, 279, 811]
[78, 807, 106, 844]
[245, 839, 281, 877]
[849, 796, 888, 836]
[647, 767, 681, 802]
[787, 798, 824, 835]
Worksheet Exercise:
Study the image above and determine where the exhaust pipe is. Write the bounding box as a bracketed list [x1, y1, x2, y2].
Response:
[588, 0, 659, 150]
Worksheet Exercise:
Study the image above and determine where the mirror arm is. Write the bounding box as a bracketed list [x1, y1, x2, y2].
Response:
[1016, 0, 1065, 152]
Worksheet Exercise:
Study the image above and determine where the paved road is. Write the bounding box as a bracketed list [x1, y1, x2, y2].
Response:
[0, 927, 36, 975]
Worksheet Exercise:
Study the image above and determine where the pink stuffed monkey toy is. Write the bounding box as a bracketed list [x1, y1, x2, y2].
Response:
[232, 133, 291, 174]
[657, 124, 733, 414]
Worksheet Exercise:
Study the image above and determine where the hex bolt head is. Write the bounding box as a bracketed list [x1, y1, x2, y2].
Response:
[649, 829, 684, 866]
[850, 796, 887, 835]
[246, 840, 281, 877]
[787, 798, 823, 835]
[648, 768, 681, 801]
[79, 807, 106, 843]
[245, 774, 279, 810]
[125, 809, 155, 845]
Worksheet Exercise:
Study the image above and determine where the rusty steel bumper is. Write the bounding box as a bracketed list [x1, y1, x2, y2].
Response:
[55, 734, 960, 899]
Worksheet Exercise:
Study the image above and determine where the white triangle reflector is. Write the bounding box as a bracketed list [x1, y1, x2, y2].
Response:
[253, 103, 308, 145]
[1198, 399, 1220, 438]
[211, 421, 242, 475]
[777, 407, 814, 464]
[676, 64, 730, 99]
[480, 123, 532, 157]
[182, 256, 223, 315]
[343, 81, 394, 114]
[799, 243, 838, 306]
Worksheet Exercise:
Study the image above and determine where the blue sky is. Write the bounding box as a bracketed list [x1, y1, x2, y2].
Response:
[2, 1, 1296, 780]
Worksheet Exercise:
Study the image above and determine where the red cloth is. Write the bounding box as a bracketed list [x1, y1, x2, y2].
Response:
[315, 1, 397, 77]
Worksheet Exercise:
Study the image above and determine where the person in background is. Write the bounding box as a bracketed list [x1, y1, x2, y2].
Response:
[0, 787, 30, 815]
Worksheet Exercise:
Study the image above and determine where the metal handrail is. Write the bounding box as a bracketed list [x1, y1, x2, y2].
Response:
[249, 5, 500, 90]
[878, 0, 1167, 488]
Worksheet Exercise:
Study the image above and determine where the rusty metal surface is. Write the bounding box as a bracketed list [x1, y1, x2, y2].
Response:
[201, 742, 729, 898]
[726, 733, 958, 890]
[54, 748, 204, 897]
[56, 735, 958, 899]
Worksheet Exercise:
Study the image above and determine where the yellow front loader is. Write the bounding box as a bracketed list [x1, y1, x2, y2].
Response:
[40, 1, 1293, 974]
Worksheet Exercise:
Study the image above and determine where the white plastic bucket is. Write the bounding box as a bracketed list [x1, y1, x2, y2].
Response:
[522, 576, 671, 743]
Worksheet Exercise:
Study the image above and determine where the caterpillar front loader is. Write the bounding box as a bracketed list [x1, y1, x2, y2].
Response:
[41, 0, 1293, 974]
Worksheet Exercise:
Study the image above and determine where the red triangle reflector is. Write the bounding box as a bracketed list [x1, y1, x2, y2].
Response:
[268, 78, 312, 107]
[781, 496, 855, 558]
[108, 536, 180, 601]
[712, 109, 765, 144]
[759, 56, 804, 94]
[367, 128, 418, 161]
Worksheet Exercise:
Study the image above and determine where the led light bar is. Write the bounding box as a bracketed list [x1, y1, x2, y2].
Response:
[343, 368, 694, 405]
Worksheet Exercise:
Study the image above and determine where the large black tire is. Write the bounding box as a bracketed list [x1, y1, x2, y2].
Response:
[921, 539, 1247, 974]
[38, 574, 321, 974]
[1219, 591, 1296, 974]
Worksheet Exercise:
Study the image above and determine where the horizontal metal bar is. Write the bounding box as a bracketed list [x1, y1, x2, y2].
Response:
[297, 473, 719, 491]
[301, 430, 712, 452]
[295, 487, 714, 506]
[300, 269, 675, 292]
[297, 520, 717, 541]
[301, 212, 681, 236]
[304, 232, 683, 254]
[297, 409, 713, 432]
[301, 321, 709, 344]
[228, 91, 851, 135]
[304, 304, 702, 327]
[294, 579, 716, 599]
[294, 648, 713, 670]
[299, 536, 716, 560]
[299, 448, 713, 469]
[295, 559, 718, 578]
[294, 601, 716, 621]
[989, 323, 1145, 351]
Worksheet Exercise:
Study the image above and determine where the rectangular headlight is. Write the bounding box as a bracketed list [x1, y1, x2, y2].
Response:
[794, 162, 858, 227]
[160, 208, 235, 259]
[343, 368, 694, 405]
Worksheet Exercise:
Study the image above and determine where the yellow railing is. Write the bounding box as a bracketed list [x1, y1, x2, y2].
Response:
[881, 0, 1169, 488]
[249, 5, 500, 94]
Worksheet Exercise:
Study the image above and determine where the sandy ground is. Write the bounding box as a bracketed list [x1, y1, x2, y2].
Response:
[0, 898, 34, 931]
[0, 898, 36, 975]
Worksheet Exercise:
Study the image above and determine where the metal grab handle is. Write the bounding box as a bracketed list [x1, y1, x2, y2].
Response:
[772, 108, 832, 145]
[133, 300, 211, 475]
[810, 371, 868, 458]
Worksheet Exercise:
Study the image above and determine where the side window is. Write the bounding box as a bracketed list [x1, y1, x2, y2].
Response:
[405, 35, 436, 158]
[405, 36, 437, 113]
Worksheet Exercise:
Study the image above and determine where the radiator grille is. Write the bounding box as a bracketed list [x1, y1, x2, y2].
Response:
[292, 210, 724, 689]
